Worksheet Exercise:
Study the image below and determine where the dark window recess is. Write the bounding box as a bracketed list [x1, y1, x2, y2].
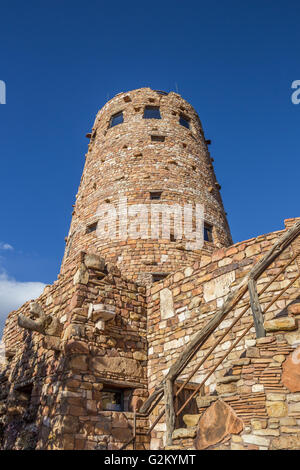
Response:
[86, 222, 97, 234]
[204, 224, 213, 242]
[143, 106, 161, 119]
[174, 383, 198, 428]
[15, 383, 33, 399]
[170, 232, 176, 242]
[102, 388, 124, 411]
[15, 383, 33, 408]
[152, 273, 168, 283]
[179, 115, 190, 129]
[109, 112, 124, 128]
[150, 191, 162, 200]
[151, 135, 165, 142]
[154, 90, 168, 95]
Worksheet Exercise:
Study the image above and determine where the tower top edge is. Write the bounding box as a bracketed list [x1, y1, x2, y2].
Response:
[95, 87, 199, 120]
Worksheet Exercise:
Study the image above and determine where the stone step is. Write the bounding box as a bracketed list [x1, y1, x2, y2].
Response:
[172, 426, 197, 440]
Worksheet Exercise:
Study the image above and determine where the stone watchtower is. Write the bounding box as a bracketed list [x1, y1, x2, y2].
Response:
[61, 87, 232, 283]
[3, 88, 300, 452]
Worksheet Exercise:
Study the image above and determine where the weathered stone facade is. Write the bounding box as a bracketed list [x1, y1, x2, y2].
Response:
[147, 218, 300, 450]
[60, 87, 232, 284]
[0, 89, 300, 450]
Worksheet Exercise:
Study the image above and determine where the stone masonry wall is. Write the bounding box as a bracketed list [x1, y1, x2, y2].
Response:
[0, 252, 149, 450]
[146, 218, 300, 449]
[172, 332, 300, 450]
[60, 88, 232, 284]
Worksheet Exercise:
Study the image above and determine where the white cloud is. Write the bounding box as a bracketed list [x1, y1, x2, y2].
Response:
[0, 271, 46, 337]
[0, 242, 14, 251]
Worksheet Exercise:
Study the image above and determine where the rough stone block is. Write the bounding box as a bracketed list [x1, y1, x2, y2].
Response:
[264, 317, 297, 332]
[282, 346, 300, 392]
[194, 399, 243, 450]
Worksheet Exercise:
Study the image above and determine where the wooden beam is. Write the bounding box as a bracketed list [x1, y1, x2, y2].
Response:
[139, 387, 164, 414]
[166, 277, 249, 382]
[165, 220, 300, 382]
[249, 219, 300, 280]
[164, 379, 175, 447]
[248, 278, 265, 338]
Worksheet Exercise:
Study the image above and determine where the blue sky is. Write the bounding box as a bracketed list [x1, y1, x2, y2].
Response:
[0, 0, 299, 333]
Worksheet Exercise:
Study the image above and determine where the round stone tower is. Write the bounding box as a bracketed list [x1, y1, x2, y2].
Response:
[61, 88, 232, 283]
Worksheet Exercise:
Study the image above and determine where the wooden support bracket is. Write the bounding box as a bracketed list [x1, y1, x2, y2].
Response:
[248, 278, 265, 338]
[164, 379, 175, 447]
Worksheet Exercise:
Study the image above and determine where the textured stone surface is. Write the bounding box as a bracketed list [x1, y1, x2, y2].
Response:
[285, 331, 300, 346]
[242, 434, 270, 447]
[287, 303, 300, 316]
[266, 401, 288, 418]
[194, 400, 243, 450]
[60, 87, 232, 283]
[183, 414, 200, 428]
[90, 356, 144, 378]
[203, 272, 235, 302]
[196, 396, 217, 409]
[173, 427, 197, 439]
[84, 253, 106, 271]
[282, 346, 300, 392]
[270, 434, 300, 450]
[160, 288, 174, 320]
[73, 263, 89, 285]
[264, 317, 297, 332]
[251, 419, 267, 430]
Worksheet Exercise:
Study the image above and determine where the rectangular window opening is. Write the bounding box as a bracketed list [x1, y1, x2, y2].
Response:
[150, 191, 162, 200]
[15, 383, 33, 404]
[154, 90, 168, 96]
[86, 222, 98, 234]
[204, 224, 213, 242]
[151, 135, 165, 142]
[152, 273, 168, 283]
[101, 387, 125, 411]
[109, 111, 124, 128]
[179, 115, 190, 129]
[144, 106, 161, 119]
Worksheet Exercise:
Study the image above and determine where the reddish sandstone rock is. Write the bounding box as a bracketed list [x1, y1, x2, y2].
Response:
[194, 399, 243, 450]
[64, 339, 89, 355]
[89, 356, 144, 378]
[282, 346, 300, 392]
[288, 303, 300, 316]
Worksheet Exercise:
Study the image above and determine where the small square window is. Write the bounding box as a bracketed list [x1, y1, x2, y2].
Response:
[102, 388, 124, 411]
[151, 135, 165, 142]
[143, 106, 161, 119]
[179, 115, 190, 129]
[109, 112, 124, 128]
[204, 224, 213, 242]
[154, 90, 168, 95]
[152, 273, 168, 283]
[86, 222, 97, 234]
[150, 191, 162, 200]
